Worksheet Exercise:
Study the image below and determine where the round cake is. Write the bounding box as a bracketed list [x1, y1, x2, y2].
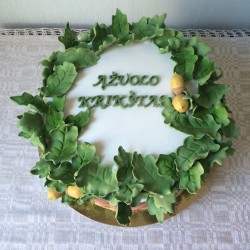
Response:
[11, 9, 237, 226]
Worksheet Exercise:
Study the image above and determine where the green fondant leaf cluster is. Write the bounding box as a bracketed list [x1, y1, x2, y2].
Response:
[10, 9, 237, 227]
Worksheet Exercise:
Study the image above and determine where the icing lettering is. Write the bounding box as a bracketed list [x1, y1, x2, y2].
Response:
[78, 94, 167, 109]
[93, 72, 160, 90]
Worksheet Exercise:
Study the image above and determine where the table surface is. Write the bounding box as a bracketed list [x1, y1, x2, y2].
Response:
[0, 30, 249, 250]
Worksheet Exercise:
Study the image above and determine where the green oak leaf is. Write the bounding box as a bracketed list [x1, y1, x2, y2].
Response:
[147, 193, 176, 223]
[175, 30, 184, 39]
[76, 41, 92, 50]
[117, 34, 134, 46]
[128, 183, 143, 197]
[131, 17, 164, 41]
[65, 110, 91, 132]
[72, 142, 97, 170]
[162, 97, 179, 124]
[200, 145, 230, 172]
[183, 93, 196, 112]
[214, 102, 230, 126]
[40, 52, 57, 81]
[171, 46, 198, 80]
[179, 162, 204, 193]
[211, 67, 223, 81]
[97, 35, 117, 54]
[51, 96, 66, 112]
[17, 112, 45, 150]
[45, 179, 68, 192]
[168, 37, 181, 50]
[77, 194, 95, 205]
[10, 92, 47, 113]
[221, 118, 238, 138]
[194, 57, 216, 85]
[193, 106, 215, 118]
[44, 125, 78, 163]
[154, 28, 175, 50]
[56, 47, 99, 69]
[176, 135, 220, 171]
[171, 113, 221, 139]
[115, 185, 141, 205]
[159, 47, 171, 54]
[156, 153, 179, 181]
[131, 193, 148, 207]
[44, 105, 65, 133]
[114, 146, 133, 180]
[61, 193, 76, 204]
[104, 193, 119, 206]
[75, 162, 118, 197]
[114, 146, 143, 204]
[43, 62, 77, 96]
[188, 37, 198, 46]
[193, 41, 211, 57]
[49, 162, 75, 184]
[153, 193, 176, 213]
[58, 22, 78, 49]
[30, 159, 57, 178]
[181, 36, 198, 46]
[196, 82, 230, 108]
[147, 196, 165, 222]
[79, 32, 90, 42]
[115, 202, 132, 226]
[112, 189, 128, 205]
[111, 9, 129, 38]
[149, 14, 166, 28]
[91, 23, 117, 53]
[132, 153, 174, 195]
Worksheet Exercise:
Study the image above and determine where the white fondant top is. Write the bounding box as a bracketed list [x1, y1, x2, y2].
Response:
[65, 41, 188, 166]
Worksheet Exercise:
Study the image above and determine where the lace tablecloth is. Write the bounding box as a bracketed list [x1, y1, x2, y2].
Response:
[0, 29, 249, 250]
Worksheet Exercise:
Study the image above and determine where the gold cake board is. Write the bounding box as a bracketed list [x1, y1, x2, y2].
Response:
[70, 170, 213, 227]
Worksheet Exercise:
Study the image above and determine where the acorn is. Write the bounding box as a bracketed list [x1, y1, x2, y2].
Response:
[172, 94, 189, 113]
[171, 73, 185, 95]
[47, 188, 62, 200]
[67, 186, 82, 199]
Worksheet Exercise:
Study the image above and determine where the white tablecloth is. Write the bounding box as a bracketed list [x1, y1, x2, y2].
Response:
[0, 30, 249, 250]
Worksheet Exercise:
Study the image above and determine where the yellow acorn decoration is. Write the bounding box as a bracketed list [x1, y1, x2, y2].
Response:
[47, 188, 62, 200]
[172, 94, 189, 113]
[67, 186, 82, 199]
[171, 73, 185, 95]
